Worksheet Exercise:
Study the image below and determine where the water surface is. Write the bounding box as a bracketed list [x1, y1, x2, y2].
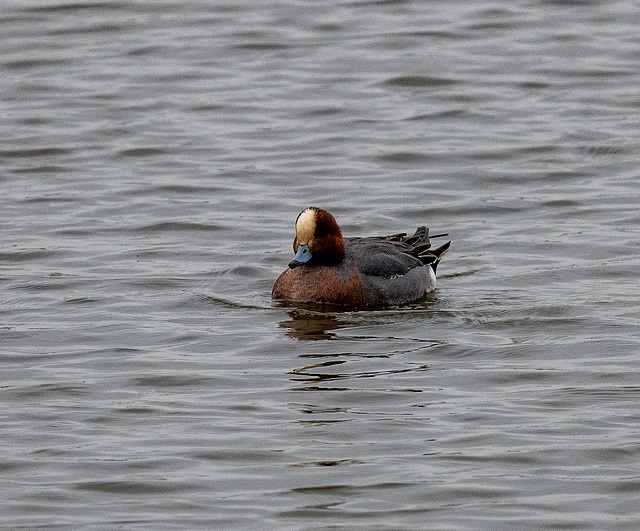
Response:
[2, 1, 640, 529]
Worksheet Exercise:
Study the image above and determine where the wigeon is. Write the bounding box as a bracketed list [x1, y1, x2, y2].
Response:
[272, 207, 451, 307]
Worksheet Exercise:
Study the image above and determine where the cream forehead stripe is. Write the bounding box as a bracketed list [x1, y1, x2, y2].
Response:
[295, 209, 316, 244]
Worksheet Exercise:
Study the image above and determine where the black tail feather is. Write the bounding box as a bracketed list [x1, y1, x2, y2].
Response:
[427, 240, 451, 273]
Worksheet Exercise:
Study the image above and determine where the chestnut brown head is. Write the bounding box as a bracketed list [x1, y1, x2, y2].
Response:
[289, 207, 345, 268]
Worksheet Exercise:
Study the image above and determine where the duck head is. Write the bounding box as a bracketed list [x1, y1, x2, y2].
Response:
[289, 207, 345, 269]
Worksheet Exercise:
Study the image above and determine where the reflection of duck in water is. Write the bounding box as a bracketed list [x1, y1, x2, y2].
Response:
[278, 310, 348, 341]
[272, 207, 451, 307]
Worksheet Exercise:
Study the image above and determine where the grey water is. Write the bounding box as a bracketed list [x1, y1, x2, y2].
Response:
[2, 1, 640, 529]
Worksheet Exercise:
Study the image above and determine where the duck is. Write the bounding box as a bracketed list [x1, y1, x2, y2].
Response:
[272, 207, 451, 307]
